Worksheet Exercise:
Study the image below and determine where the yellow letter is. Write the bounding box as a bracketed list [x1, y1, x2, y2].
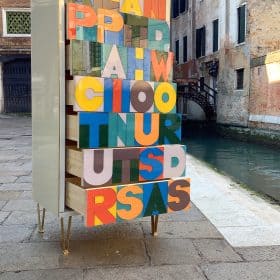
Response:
[75, 77, 104, 111]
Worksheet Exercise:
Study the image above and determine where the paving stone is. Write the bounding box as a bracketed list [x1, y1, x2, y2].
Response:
[68, 239, 148, 268]
[201, 261, 280, 280]
[142, 221, 223, 239]
[0, 191, 22, 201]
[0, 269, 84, 280]
[84, 265, 207, 280]
[0, 225, 34, 243]
[193, 239, 242, 262]
[0, 151, 22, 162]
[30, 220, 144, 242]
[235, 246, 280, 261]
[16, 176, 32, 183]
[0, 201, 7, 210]
[0, 242, 61, 271]
[0, 183, 32, 191]
[19, 191, 32, 199]
[145, 238, 202, 265]
[0, 212, 10, 224]
[2, 199, 36, 212]
[140, 204, 206, 223]
[3, 211, 57, 226]
[0, 176, 17, 184]
[219, 225, 280, 247]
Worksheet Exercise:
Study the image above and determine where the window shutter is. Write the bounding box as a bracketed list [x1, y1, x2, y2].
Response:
[201, 27, 206, 56]
[196, 29, 201, 58]
[238, 5, 246, 43]
[213, 19, 219, 52]
[183, 36, 188, 62]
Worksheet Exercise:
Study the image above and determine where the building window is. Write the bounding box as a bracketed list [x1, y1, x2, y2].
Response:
[213, 19, 219, 52]
[172, 0, 179, 18]
[2, 9, 31, 37]
[175, 40, 180, 64]
[183, 36, 188, 62]
[196, 26, 206, 58]
[173, 0, 188, 18]
[236, 68, 244, 89]
[237, 5, 246, 44]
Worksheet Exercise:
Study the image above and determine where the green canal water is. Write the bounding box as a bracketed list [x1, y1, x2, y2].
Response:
[182, 123, 280, 203]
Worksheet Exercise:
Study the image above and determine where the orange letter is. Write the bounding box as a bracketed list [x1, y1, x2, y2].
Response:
[86, 188, 117, 227]
[151, 50, 174, 82]
[144, 0, 166, 20]
[117, 185, 143, 221]
[67, 3, 97, 40]
[97, 8, 124, 43]
[135, 113, 160, 145]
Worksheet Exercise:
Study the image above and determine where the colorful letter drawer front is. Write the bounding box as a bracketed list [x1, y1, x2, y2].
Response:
[81, 145, 186, 187]
[67, 1, 171, 48]
[72, 76, 177, 113]
[78, 112, 182, 148]
[85, 178, 190, 227]
[70, 41, 173, 82]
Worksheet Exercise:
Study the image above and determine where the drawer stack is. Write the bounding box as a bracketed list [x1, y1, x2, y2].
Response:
[65, 0, 190, 227]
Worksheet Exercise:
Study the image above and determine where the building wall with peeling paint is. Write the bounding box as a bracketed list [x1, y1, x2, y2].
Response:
[248, 0, 280, 130]
[172, 0, 280, 130]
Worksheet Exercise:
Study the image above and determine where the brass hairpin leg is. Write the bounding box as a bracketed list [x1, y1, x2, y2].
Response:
[37, 203, 46, 234]
[61, 216, 72, 256]
[151, 215, 159, 236]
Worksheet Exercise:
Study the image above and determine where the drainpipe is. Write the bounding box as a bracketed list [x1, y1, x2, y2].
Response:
[0, 63, 4, 113]
[191, 0, 196, 62]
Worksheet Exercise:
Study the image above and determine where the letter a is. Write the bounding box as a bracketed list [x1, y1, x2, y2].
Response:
[103, 45, 126, 79]
[120, 0, 143, 16]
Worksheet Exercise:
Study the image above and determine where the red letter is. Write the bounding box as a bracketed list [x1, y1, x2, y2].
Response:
[151, 50, 174, 82]
[67, 3, 97, 40]
[86, 188, 117, 227]
[144, 0, 166, 21]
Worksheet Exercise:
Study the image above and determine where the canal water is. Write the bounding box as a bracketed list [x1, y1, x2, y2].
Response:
[182, 123, 280, 203]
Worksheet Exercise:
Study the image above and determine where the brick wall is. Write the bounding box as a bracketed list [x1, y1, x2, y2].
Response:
[0, 0, 31, 55]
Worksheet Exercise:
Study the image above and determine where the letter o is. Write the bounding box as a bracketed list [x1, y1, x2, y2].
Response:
[154, 83, 176, 113]
[131, 81, 154, 112]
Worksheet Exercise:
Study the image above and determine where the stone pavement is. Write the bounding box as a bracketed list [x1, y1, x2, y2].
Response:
[0, 115, 280, 280]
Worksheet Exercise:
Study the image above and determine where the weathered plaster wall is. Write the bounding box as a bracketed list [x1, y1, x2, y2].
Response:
[248, 0, 280, 130]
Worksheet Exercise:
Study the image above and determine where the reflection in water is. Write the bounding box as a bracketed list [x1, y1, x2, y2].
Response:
[183, 125, 280, 202]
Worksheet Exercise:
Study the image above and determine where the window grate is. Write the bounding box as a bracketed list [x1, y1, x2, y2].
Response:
[6, 11, 31, 35]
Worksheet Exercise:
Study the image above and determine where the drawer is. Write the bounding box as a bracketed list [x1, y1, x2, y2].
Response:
[66, 145, 186, 188]
[66, 178, 190, 227]
[66, 112, 182, 149]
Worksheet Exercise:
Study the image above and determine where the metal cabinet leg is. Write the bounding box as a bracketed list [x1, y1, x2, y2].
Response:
[60, 216, 72, 256]
[151, 215, 159, 236]
[37, 203, 46, 234]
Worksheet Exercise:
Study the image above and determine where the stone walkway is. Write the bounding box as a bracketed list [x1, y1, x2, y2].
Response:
[0, 115, 279, 280]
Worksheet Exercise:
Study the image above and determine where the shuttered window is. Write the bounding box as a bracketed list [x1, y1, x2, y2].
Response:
[183, 36, 188, 62]
[196, 26, 206, 58]
[173, 0, 188, 18]
[236, 69, 244, 90]
[238, 5, 246, 43]
[172, 0, 179, 18]
[175, 40, 180, 63]
[213, 19, 219, 52]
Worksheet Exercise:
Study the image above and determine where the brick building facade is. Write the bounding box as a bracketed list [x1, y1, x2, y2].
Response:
[0, 0, 31, 113]
[172, 0, 280, 131]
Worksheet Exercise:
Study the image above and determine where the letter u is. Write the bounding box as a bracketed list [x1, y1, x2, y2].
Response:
[134, 114, 159, 146]
[83, 149, 113, 186]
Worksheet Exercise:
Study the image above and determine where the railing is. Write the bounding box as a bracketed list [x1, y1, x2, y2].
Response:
[177, 78, 218, 120]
